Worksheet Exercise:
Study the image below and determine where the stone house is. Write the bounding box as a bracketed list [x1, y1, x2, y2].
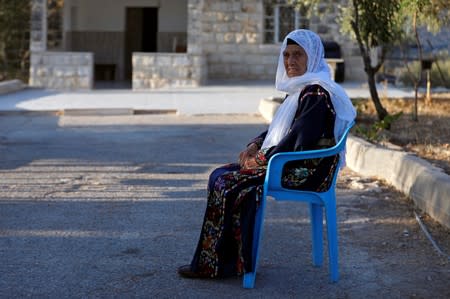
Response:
[29, 0, 364, 90]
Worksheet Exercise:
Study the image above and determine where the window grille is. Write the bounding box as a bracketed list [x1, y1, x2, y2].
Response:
[264, 3, 308, 44]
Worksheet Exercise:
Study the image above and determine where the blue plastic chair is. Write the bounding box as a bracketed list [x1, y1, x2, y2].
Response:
[243, 121, 355, 289]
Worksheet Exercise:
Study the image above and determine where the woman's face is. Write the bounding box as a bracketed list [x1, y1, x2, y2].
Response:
[283, 44, 308, 77]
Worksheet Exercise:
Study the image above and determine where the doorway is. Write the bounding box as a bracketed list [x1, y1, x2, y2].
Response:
[124, 7, 158, 81]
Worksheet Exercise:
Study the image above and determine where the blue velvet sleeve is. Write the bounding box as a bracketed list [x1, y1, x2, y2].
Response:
[263, 85, 335, 161]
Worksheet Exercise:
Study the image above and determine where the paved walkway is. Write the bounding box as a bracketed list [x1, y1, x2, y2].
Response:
[0, 81, 414, 115]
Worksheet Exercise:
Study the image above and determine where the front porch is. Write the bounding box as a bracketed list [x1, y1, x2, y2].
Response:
[29, 0, 199, 90]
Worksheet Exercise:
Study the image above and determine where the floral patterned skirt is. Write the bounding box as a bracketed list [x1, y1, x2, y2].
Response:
[190, 163, 266, 278]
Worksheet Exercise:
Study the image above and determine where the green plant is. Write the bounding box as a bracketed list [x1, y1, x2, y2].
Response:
[356, 112, 403, 141]
[351, 98, 369, 115]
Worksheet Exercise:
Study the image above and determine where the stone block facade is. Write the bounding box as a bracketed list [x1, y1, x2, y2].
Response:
[184, 0, 363, 83]
[197, 0, 278, 80]
[29, 0, 365, 90]
[29, 52, 93, 90]
[30, 0, 47, 52]
[132, 53, 206, 89]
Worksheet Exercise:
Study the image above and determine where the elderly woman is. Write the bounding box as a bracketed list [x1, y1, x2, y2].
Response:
[178, 29, 356, 279]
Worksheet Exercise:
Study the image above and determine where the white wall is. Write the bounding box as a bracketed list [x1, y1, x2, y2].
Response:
[64, 0, 187, 32]
[159, 0, 187, 32]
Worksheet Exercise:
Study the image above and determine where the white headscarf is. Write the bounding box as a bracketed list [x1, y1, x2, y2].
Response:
[261, 29, 356, 163]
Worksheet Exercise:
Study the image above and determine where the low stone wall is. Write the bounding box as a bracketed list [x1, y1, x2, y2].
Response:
[29, 51, 93, 90]
[132, 53, 206, 89]
[0, 80, 25, 95]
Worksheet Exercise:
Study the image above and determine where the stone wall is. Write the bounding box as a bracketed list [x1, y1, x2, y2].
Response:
[132, 53, 206, 89]
[187, 0, 204, 56]
[308, 2, 365, 81]
[29, 52, 93, 90]
[192, 0, 364, 82]
[198, 0, 279, 80]
[30, 0, 47, 52]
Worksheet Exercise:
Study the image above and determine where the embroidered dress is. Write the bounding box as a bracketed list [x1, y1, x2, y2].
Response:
[190, 164, 265, 277]
[189, 84, 339, 278]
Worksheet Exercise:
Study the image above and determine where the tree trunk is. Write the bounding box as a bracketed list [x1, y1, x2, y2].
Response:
[350, 0, 389, 121]
[360, 46, 388, 120]
[413, 83, 419, 121]
[412, 10, 421, 121]
[367, 68, 388, 121]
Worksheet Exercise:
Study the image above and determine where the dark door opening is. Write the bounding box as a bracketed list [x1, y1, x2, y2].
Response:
[124, 7, 158, 81]
[142, 8, 158, 52]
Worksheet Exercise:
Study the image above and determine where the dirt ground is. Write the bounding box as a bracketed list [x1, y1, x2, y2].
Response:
[336, 168, 450, 298]
[353, 94, 450, 175]
[345, 94, 450, 297]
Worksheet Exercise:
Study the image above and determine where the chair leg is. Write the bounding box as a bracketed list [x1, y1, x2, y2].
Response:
[243, 193, 267, 289]
[325, 199, 339, 282]
[309, 203, 323, 267]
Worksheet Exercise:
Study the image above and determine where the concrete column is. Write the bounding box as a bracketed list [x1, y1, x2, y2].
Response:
[30, 0, 47, 51]
[187, 0, 207, 85]
[187, 0, 203, 55]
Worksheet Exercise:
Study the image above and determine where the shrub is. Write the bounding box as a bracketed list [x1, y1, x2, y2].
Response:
[355, 112, 403, 142]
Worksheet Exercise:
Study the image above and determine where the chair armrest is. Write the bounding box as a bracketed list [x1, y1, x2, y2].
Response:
[266, 147, 340, 182]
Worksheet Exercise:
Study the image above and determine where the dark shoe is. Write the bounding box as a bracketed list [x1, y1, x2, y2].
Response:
[177, 264, 210, 279]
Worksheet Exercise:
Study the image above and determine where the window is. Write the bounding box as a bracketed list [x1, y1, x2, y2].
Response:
[264, 3, 309, 44]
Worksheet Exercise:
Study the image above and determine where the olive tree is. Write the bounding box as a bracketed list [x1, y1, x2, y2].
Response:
[342, 0, 403, 120]
[399, 0, 450, 121]
[289, 0, 403, 121]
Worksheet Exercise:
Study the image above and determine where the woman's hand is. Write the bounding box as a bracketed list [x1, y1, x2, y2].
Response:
[242, 156, 259, 169]
[239, 143, 259, 169]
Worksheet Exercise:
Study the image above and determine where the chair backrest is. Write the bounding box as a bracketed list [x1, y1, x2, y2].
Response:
[264, 121, 355, 193]
[332, 120, 355, 154]
[325, 121, 355, 192]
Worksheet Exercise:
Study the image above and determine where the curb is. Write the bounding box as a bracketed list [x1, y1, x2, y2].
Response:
[0, 80, 25, 95]
[259, 98, 450, 229]
[346, 136, 450, 229]
[258, 97, 283, 122]
[63, 108, 134, 116]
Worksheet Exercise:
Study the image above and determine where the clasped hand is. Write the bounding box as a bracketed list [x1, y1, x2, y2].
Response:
[239, 143, 259, 170]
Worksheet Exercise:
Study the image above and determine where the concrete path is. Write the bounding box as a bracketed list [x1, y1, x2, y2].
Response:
[0, 81, 414, 115]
